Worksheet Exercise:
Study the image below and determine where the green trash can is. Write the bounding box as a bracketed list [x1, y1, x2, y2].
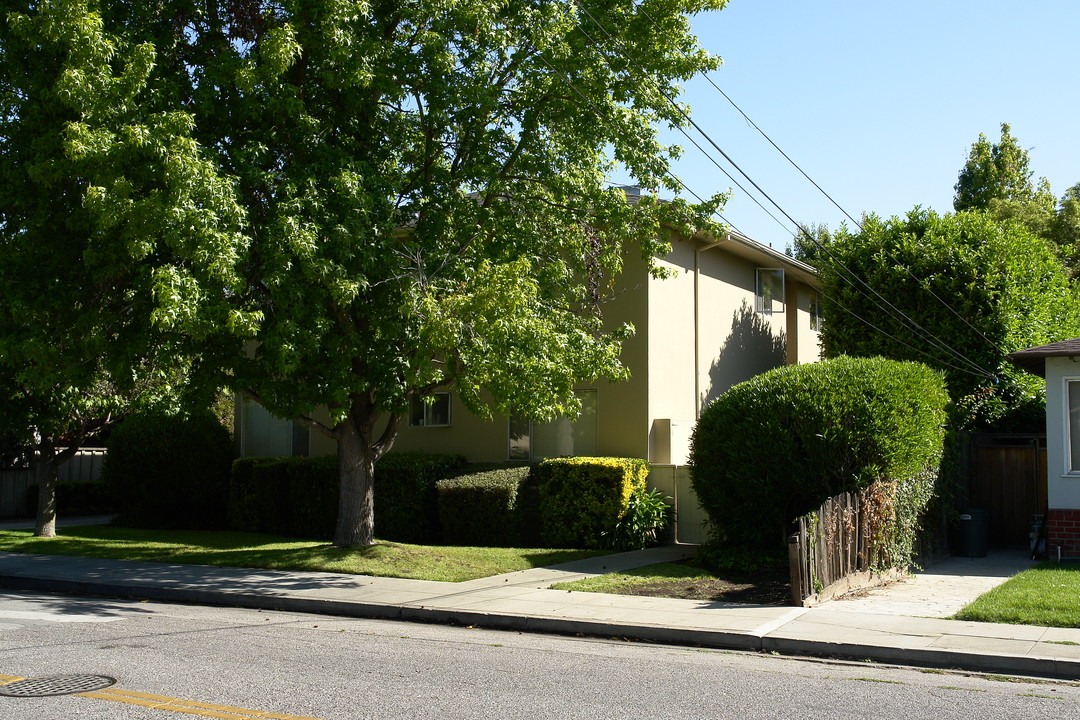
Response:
[956, 507, 989, 558]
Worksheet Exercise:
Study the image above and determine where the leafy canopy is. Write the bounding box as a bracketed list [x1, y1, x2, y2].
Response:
[815, 208, 1080, 404]
[199, 0, 730, 430]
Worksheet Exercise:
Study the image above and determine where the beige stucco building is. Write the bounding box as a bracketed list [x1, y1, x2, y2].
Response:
[238, 229, 822, 466]
[236, 228, 822, 543]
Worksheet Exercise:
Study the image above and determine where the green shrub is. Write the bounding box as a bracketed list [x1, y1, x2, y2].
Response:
[538, 457, 650, 548]
[228, 458, 271, 532]
[690, 356, 948, 558]
[228, 452, 464, 542]
[602, 487, 672, 551]
[24, 481, 116, 517]
[375, 452, 467, 543]
[285, 455, 338, 540]
[102, 409, 234, 529]
[437, 465, 533, 546]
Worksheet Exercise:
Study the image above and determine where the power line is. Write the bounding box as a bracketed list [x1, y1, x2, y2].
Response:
[573, 3, 1000, 381]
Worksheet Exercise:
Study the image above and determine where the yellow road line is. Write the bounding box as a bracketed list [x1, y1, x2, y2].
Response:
[78, 687, 328, 720]
[0, 672, 325, 720]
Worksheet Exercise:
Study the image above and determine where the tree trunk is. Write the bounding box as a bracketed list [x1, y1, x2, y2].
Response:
[333, 419, 378, 547]
[33, 446, 59, 538]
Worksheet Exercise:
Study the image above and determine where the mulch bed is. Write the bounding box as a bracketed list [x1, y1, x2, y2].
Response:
[618, 565, 791, 605]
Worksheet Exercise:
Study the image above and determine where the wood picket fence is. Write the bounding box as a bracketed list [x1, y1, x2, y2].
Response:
[787, 488, 904, 606]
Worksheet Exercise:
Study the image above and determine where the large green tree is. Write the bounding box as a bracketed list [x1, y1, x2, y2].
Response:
[952, 123, 1080, 276]
[0, 0, 250, 536]
[953, 122, 1054, 215]
[816, 209, 1080, 414]
[206, 0, 727, 546]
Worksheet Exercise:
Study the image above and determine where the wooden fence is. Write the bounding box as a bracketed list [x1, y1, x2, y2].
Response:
[0, 449, 107, 518]
[787, 488, 905, 606]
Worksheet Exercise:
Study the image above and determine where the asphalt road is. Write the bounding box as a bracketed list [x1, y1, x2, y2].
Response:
[0, 590, 1076, 720]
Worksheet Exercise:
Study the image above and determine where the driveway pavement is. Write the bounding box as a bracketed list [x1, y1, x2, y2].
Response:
[0, 518, 1075, 680]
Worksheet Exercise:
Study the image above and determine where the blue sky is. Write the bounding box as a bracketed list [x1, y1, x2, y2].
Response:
[638, 1, 1080, 249]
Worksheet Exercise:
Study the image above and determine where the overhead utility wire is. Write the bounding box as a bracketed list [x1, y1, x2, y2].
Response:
[574, 5, 999, 382]
[542, 25, 993, 382]
[631, 5, 1009, 360]
[703, 73, 1009, 357]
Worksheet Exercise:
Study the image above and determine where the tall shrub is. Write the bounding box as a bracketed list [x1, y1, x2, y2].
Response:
[690, 357, 948, 560]
[103, 410, 234, 529]
[538, 457, 649, 548]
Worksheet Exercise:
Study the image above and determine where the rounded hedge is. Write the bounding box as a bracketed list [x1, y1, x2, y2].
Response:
[102, 409, 235, 529]
[689, 356, 948, 556]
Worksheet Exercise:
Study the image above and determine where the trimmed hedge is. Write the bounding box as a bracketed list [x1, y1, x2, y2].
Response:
[228, 452, 465, 542]
[375, 452, 467, 543]
[690, 356, 948, 558]
[24, 481, 115, 517]
[437, 465, 533, 546]
[537, 457, 650, 549]
[102, 410, 234, 529]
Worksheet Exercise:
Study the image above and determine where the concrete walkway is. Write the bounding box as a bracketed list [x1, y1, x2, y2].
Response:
[0, 521, 1077, 680]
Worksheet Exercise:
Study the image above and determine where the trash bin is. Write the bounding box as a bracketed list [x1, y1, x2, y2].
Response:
[956, 507, 989, 558]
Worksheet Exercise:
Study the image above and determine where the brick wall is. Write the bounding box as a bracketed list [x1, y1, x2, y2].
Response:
[1048, 508, 1080, 559]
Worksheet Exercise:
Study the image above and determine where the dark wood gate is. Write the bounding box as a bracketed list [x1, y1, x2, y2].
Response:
[967, 433, 1047, 547]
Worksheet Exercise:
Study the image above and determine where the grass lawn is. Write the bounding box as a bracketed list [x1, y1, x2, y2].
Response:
[0, 526, 609, 583]
[953, 562, 1080, 628]
[551, 561, 790, 604]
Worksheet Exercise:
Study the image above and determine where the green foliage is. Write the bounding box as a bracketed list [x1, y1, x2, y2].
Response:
[228, 452, 464, 542]
[0, 0, 253, 535]
[24, 481, 116, 518]
[437, 466, 533, 547]
[954, 123, 1048, 213]
[602, 487, 672, 551]
[690, 356, 949, 555]
[102, 410, 235, 529]
[209, 0, 728, 546]
[816, 208, 1080, 409]
[2, 0, 729, 545]
[375, 452, 467, 543]
[538, 457, 650, 549]
[1049, 183, 1080, 277]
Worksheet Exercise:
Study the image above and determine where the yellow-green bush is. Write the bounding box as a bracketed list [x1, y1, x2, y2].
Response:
[538, 457, 649, 548]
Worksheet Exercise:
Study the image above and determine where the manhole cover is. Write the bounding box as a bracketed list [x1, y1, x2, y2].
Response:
[0, 675, 116, 697]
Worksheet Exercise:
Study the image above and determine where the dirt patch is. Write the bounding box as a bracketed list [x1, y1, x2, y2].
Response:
[619, 566, 791, 605]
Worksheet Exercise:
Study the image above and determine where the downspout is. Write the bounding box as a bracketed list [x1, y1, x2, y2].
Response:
[694, 236, 728, 419]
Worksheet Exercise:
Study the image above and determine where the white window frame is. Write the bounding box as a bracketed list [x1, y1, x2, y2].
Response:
[756, 268, 785, 315]
[1066, 378, 1080, 474]
[409, 392, 452, 428]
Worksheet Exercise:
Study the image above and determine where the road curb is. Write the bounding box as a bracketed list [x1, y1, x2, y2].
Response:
[4, 573, 1080, 681]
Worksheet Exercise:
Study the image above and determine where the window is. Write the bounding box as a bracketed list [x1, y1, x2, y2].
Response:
[1069, 380, 1080, 473]
[756, 268, 785, 314]
[809, 294, 823, 332]
[239, 395, 309, 457]
[508, 390, 598, 460]
[409, 392, 451, 427]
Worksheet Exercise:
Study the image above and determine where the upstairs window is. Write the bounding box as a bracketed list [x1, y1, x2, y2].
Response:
[809, 293, 824, 332]
[409, 392, 451, 427]
[756, 268, 785, 315]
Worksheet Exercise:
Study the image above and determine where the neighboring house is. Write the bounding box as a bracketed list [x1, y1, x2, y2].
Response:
[1007, 339, 1080, 558]
[236, 228, 823, 467]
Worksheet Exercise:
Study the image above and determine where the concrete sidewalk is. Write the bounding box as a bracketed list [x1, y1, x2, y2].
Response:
[0, 534, 1077, 680]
